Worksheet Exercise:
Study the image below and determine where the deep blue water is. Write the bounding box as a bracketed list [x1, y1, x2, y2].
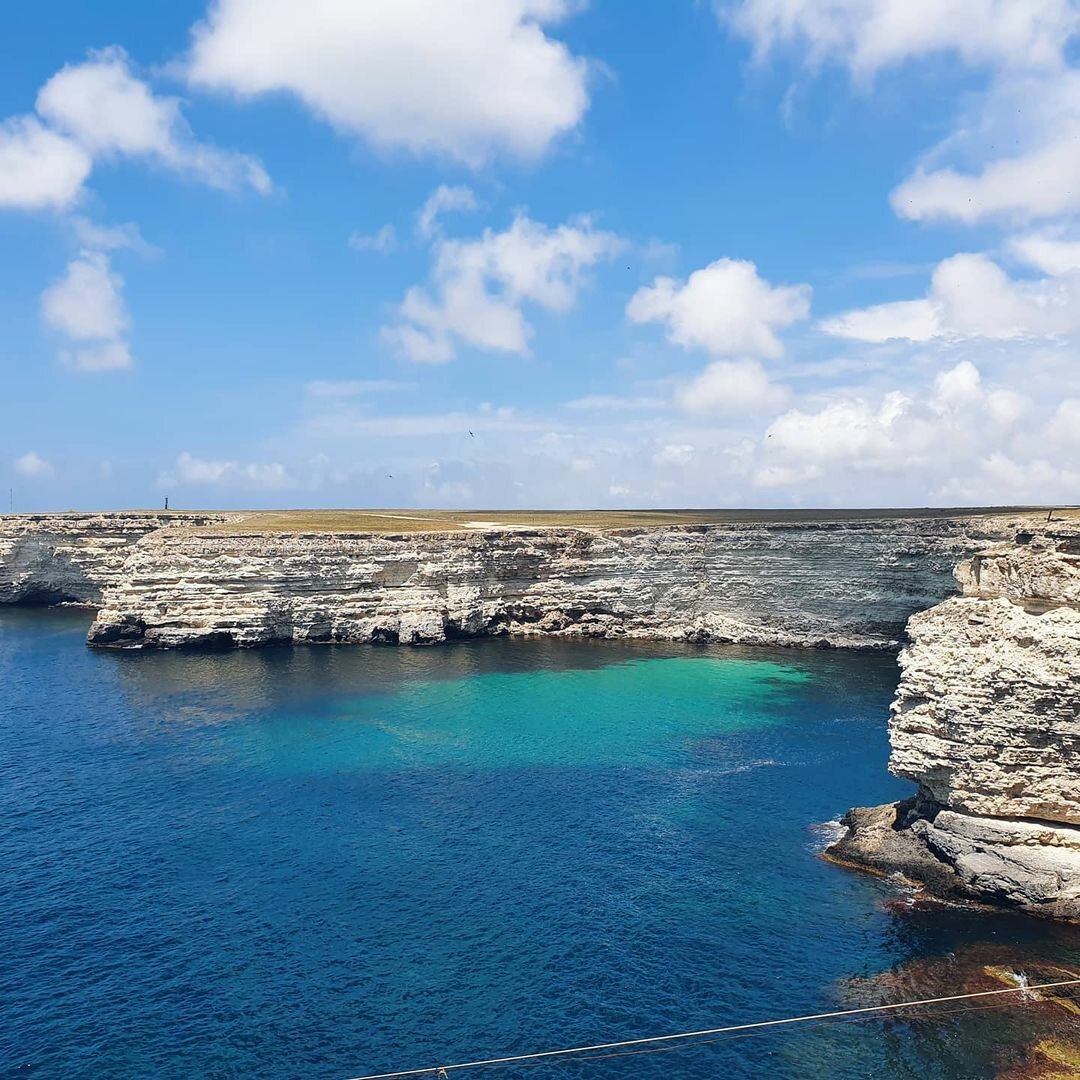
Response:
[3, 609, 1078, 1080]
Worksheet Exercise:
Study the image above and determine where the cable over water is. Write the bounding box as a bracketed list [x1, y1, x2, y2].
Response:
[345, 976, 1080, 1079]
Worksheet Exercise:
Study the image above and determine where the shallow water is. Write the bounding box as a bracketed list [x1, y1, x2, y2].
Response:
[2, 608, 1078, 1079]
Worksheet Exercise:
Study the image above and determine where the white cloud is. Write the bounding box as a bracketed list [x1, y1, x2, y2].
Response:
[37, 47, 269, 194]
[627, 258, 810, 358]
[822, 253, 1080, 342]
[0, 117, 90, 210]
[384, 213, 622, 362]
[40, 251, 134, 372]
[565, 393, 667, 411]
[64, 340, 134, 373]
[41, 252, 128, 341]
[970, 453, 1080, 502]
[889, 70, 1080, 226]
[1047, 398, 1080, 445]
[416, 184, 478, 238]
[158, 451, 294, 489]
[755, 360, 1036, 494]
[186, 0, 590, 166]
[727, 3, 1080, 227]
[305, 406, 541, 439]
[675, 358, 787, 413]
[14, 452, 54, 478]
[819, 299, 938, 344]
[1010, 231, 1080, 275]
[348, 224, 397, 253]
[71, 217, 158, 256]
[653, 443, 694, 466]
[305, 378, 413, 398]
[725, 0, 1077, 79]
[0, 47, 270, 213]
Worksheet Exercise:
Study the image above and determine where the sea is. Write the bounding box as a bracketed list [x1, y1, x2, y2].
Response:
[3, 607, 1078, 1079]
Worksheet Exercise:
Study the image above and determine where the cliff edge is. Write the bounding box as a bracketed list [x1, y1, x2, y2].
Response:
[828, 527, 1080, 918]
[80, 515, 1020, 650]
[0, 512, 230, 605]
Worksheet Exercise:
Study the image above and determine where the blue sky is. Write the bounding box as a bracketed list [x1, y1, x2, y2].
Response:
[3, 0, 1079, 511]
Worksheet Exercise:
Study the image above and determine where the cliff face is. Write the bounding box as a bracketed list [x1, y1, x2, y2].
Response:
[830, 530, 1080, 918]
[0, 513, 229, 605]
[82, 517, 1014, 650]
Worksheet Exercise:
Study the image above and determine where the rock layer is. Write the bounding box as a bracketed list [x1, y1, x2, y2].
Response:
[0, 512, 228, 605]
[78, 516, 1021, 650]
[830, 530, 1080, 919]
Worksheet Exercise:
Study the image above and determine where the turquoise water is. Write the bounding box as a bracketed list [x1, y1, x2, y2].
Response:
[2, 608, 1078, 1079]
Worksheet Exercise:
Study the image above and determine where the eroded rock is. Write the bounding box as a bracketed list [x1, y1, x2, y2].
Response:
[830, 529, 1080, 919]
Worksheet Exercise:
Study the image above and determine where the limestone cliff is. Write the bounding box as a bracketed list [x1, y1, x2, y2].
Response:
[829, 528, 1080, 919]
[0, 512, 229, 605]
[81, 516, 1016, 650]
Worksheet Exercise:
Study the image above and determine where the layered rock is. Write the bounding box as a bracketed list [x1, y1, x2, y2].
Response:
[829, 529, 1080, 919]
[0, 512, 229, 605]
[83, 515, 1018, 649]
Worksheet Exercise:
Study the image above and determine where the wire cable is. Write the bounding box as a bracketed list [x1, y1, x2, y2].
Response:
[344, 974, 1080, 1079]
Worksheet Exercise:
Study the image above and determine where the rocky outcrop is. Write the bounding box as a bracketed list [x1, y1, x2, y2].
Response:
[80, 515, 1024, 650]
[829, 529, 1080, 919]
[0, 512, 230, 605]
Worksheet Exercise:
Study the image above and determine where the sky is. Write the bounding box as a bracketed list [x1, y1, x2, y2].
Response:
[3, 0, 1080, 512]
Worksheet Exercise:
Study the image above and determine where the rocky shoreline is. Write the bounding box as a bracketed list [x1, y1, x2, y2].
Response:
[827, 529, 1080, 919]
[4, 507, 1078, 917]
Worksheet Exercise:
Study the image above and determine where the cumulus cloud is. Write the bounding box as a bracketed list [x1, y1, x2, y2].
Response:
[653, 443, 695, 466]
[40, 248, 134, 373]
[971, 452, 1080, 500]
[348, 224, 397, 253]
[158, 451, 294, 489]
[384, 213, 622, 362]
[754, 360, 1038, 496]
[0, 47, 269, 214]
[41, 252, 128, 341]
[416, 184, 478, 238]
[1010, 231, 1080, 275]
[1047, 398, 1080, 445]
[186, 0, 590, 166]
[724, 0, 1077, 80]
[821, 253, 1080, 342]
[627, 258, 810, 358]
[0, 117, 90, 210]
[891, 72, 1080, 225]
[14, 452, 54, 478]
[726, 2, 1080, 227]
[37, 47, 270, 194]
[675, 358, 787, 413]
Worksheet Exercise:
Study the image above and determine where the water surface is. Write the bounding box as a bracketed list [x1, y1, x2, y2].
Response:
[2, 608, 1077, 1079]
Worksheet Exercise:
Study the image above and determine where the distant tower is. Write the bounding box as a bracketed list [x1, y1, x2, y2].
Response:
[164, 496, 169, 511]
